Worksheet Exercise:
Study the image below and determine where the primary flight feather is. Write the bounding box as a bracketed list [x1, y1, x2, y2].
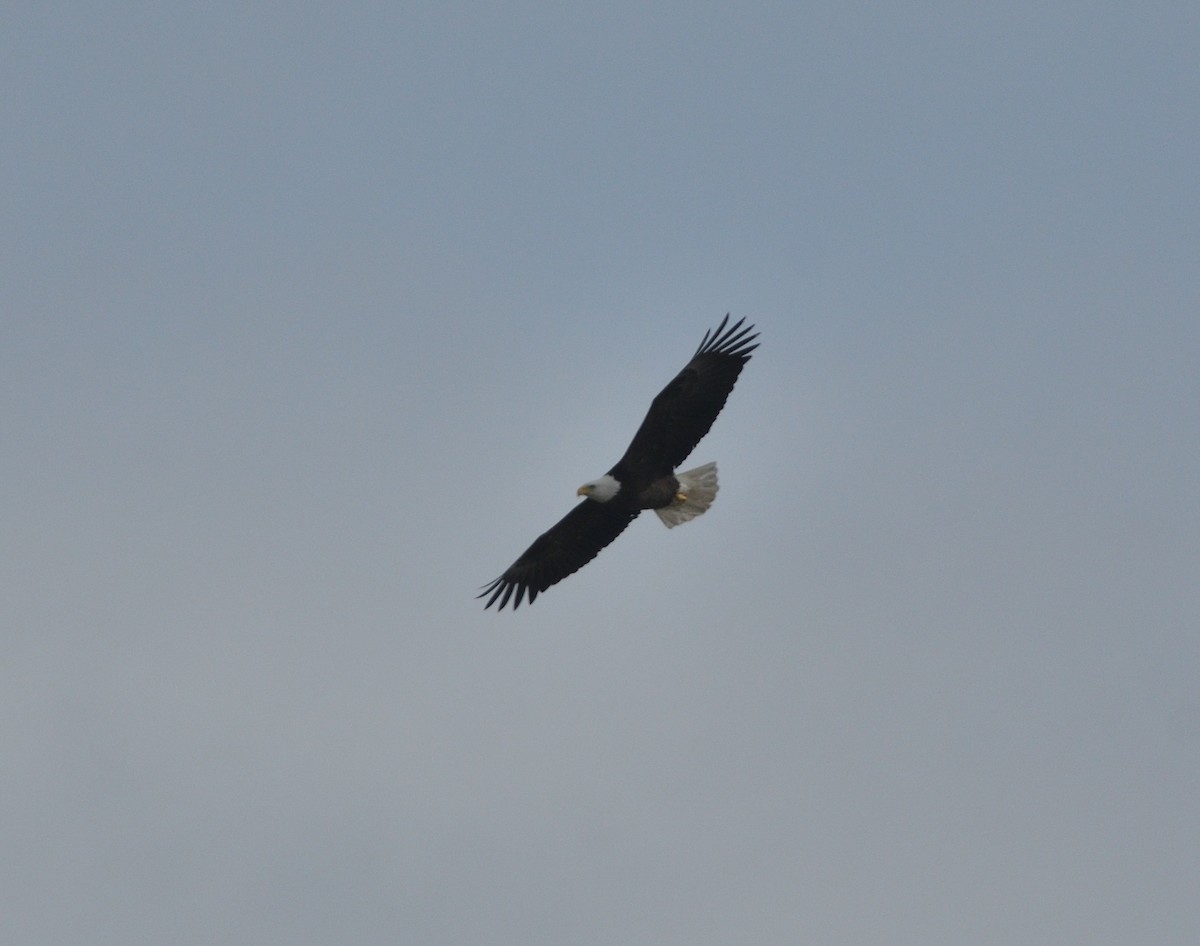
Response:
[479, 314, 759, 610]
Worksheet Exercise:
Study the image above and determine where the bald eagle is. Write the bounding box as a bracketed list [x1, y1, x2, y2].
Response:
[480, 315, 759, 610]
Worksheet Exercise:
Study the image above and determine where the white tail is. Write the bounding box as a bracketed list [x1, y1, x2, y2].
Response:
[654, 462, 719, 528]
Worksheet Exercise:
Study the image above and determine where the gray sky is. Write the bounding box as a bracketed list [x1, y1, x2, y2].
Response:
[4, 2, 1198, 943]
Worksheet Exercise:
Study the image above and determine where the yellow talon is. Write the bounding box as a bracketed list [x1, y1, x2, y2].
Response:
[675, 492, 688, 504]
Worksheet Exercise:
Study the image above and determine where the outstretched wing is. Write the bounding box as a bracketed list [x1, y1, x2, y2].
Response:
[479, 501, 640, 610]
[617, 314, 759, 480]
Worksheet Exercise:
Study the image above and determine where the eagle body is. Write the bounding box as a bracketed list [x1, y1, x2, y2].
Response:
[626, 473, 682, 511]
[480, 315, 758, 610]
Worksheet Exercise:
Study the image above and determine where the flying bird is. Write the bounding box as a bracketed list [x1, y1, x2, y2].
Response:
[480, 314, 759, 610]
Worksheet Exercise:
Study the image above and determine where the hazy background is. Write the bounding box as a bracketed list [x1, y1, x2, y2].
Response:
[4, 2, 1198, 943]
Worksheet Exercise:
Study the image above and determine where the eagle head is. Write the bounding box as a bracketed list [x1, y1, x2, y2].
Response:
[577, 474, 621, 502]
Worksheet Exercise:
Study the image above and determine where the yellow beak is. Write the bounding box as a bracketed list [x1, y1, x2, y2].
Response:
[576, 485, 589, 497]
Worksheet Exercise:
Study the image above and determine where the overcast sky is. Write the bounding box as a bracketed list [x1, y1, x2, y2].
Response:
[4, 2, 1198, 944]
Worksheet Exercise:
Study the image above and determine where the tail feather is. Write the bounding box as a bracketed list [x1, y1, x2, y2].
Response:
[654, 462, 719, 528]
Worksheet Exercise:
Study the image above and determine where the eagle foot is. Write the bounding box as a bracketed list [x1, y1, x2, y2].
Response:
[675, 491, 688, 504]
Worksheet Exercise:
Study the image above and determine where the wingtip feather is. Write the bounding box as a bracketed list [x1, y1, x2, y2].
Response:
[697, 314, 759, 359]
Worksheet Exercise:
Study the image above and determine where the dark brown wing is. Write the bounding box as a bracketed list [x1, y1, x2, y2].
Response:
[479, 501, 640, 610]
[616, 315, 758, 481]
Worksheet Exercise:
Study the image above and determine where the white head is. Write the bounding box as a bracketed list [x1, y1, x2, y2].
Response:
[576, 474, 621, 502]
